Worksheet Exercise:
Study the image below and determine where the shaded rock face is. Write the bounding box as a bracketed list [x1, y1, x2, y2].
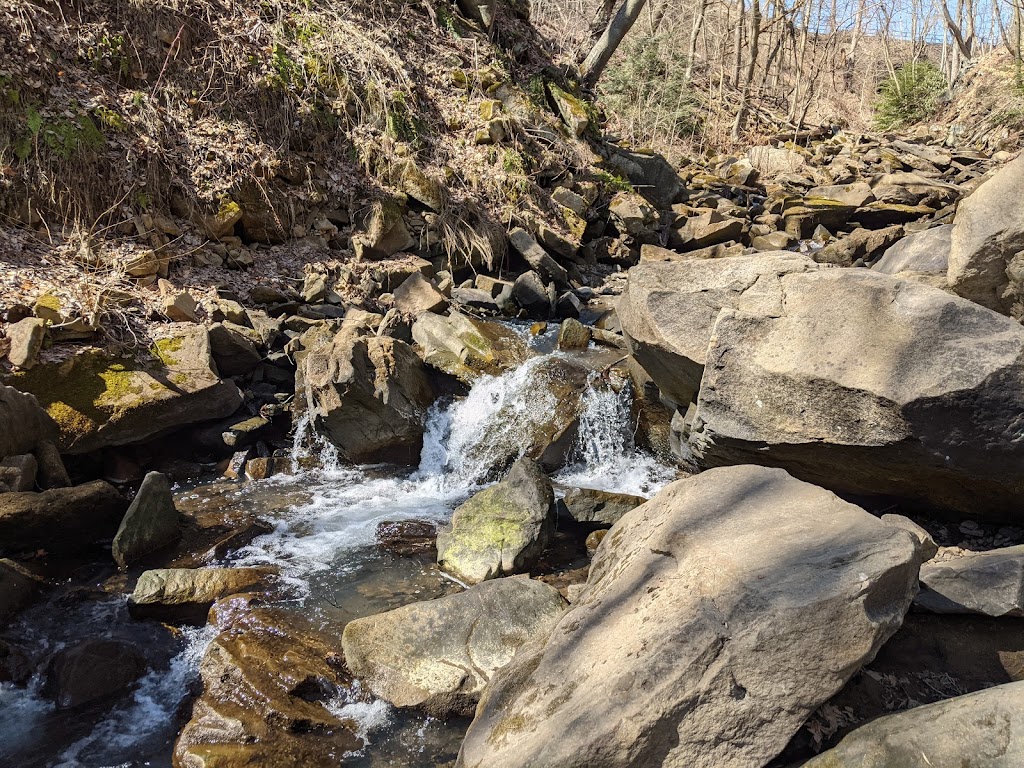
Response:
[129, 567, 275, 624]
[301, 323, 435, 464]
[803, 681, 1024, 768]
[915, 546, 1024, 618]
[688, 269, 1024, 520]
[3, 325, 242, 454]
[173, 597, 363, 768]
[112, 471, 181, 569]
[560, 487, 645, 526]
[0, 481, 126, 556]
[456, 466, 919, 768]
[44, 639, 147, 710]
[436, 458, 555, 584]
[0, 383, 59, 460]
[616, 253, 819, 405]
[411, 312, 530, 384]
[948, 153, 1024, 318]
[342, 576, 566, 716]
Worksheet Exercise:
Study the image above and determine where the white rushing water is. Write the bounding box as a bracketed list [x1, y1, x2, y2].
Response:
[1, 346, 675, 766]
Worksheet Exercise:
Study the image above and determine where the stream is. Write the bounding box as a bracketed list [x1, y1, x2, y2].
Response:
[0, 333, 675, 767]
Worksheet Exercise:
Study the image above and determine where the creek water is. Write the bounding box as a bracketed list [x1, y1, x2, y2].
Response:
[0, 336, 674, 767]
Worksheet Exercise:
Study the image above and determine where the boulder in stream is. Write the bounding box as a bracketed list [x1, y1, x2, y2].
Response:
[129, 566, 275, 624]
[0, 480, 126, 556]
[803, 681, 1024, 768]
[44, 639, 147, 710]
[411, 311, 530, 384]
[437, 458, 555, 584]
[456, 465, 919, 768]
[112, 471, 181, 569]
[342, 576, 566, 716]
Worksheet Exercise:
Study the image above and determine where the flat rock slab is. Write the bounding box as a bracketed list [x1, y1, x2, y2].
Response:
[342, 576, 566, 716]
[916, 544, 1024, 618]
[129, 566, 274, 624]
[457, 465, 919, 768]
[0, 480, 126, 556]
[804, 681, 1024, 767]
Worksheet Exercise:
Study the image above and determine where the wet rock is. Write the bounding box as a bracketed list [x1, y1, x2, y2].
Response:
[3, 325, 242, 454]
[947, 153, 1024, 318]
[617, 253, 819, 405]
[173, 598, 362, 766]
[129, 566, 275, 624]
[688, 269, 1024, 520]
[44, 639, 147, 710]
[221, 416, 270, 449]
[411, 311, 529, 384]
[452, 286, 498, 312]
[874, 223, 952, 278]
[555, 291, 582, 321]
[5, 317, 45, 370]
[0, 558, 43, 621]
[560, 487, 645, 526]
[393, 272, 448, 315]
[802, 681, 1024, 768]
[375, 520, 437, 556]
[112, 472, 181, 569]
[209, 322, 263, 377]
[343, 576, 566, 716]
[556, 318, 590, 350]
[0, 481, 126, 556]
[915, 545, 1024, 618]
[437, 458, 555, 584]
[456, 466, 919, 768]
[301, 322, 434, 463]
[0, 454, 37, 492]
[244, 456, 289, 480]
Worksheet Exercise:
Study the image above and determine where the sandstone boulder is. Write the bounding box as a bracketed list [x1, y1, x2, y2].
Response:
[617, 253, 819, 405]
[947, 153, 1024, 318]
[915, 546, 1024, 618]
[208, 322, 263, 377]
[874, 223, 952, 277]
[393, 272, 449, 315]
[456, 466, 919, 768]
[803, 681, 1024, 768]
[0, 481, 126, 556]
[560, 487, 645, 526]
[129, 566, 274, 623]
[411, 312, 529, 384]
[687, 269, 1024, 519]
[0, 384, 59, 459]
[342, 576, 566, 715]
[3, 325, 242, 454]
[301, 321, 434, 463]
[437, 458, 555, 584]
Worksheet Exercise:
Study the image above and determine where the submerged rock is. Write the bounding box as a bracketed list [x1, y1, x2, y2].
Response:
[301, 321, 435, 463]
[174, 597, 363, 767]
[456, 466, 919, 768]
[112, 471, 181, 569]
[43, 639, 147, 710]
[688, 269, 1024, 519]
[3, 325, 242, 454]
[129, 566, 275, 624]
[803, 681, 1024, 767]
[437, 458, 555, 584]
[915, 546, 1024, 618]
[0, 481, 126, 556]
[342, 576, 566, 716]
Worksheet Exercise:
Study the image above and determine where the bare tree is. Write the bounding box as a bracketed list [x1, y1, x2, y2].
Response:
[580, 0, 652, 86]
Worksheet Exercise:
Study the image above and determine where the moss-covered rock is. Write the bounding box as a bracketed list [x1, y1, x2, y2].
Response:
[3, 325, 242, 454]
[411, 311, 530, 384]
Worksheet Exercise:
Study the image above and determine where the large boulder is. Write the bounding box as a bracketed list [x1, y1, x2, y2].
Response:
[687, 269, 1024, 519]
[342, 576, 566, 715]
[436, 458, 555, 584]
[0, 384, 58, 459]
[803, 681, 1024, 768]
[915, 546, 1024, 618]
[112, 471, 181, 569]
[616, 253, 819, 405]
[301, 321, 435, 463]
[129, 566, 275, 624]
[411, 311, 530, 384]
[3, 326, 242, 454]
[0, 481, 126, 556]
[43, 639, 147, 709]
[456, 466, 919, 768]
[873, 223, 952, 277]
[947, 153, 1024, 318]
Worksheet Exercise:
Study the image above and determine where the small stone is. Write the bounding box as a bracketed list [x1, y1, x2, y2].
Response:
[0, 454, 38, 492]
[375, 520, 437, 556]
[530, 321, 548, 336]
[585, 529, 607, 557]
[32, 294, 63, 324]
[301, 273, 328, 304]
[223, 450, 251, 480]
[393, 272, 448, 315]
[244, 456, 289, 480]
[161, 290, 197, 323]
[557, 318, 591, 350]
[6, 318, 46, 370]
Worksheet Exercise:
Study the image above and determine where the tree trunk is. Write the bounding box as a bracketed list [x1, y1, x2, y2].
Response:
[733, 0, 762, 139]
[684, 0, 708, 83]
[580, 0, 652, 87]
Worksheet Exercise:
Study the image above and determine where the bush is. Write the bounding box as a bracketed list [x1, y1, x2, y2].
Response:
[874, 61, 947, 130]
